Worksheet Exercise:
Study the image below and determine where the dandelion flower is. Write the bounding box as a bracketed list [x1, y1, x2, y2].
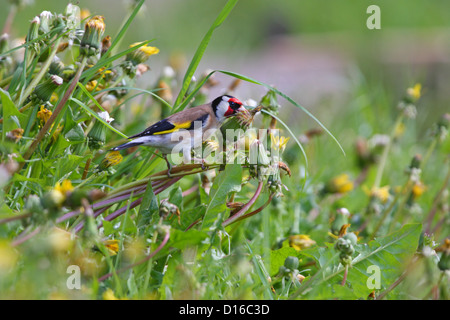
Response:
[127, 42, 159, 66]
[289, 235, 316, 251]
[363, 185, 390, 203]
[99, 151, 123, 170]
[407, 83, 422, 101]
[326, 174, 354, 194]
[103, 240, 119, 256]
[37, 105, 53, 124]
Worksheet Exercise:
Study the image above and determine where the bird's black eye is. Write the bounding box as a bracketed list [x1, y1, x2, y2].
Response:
[229, 102, 240, 110]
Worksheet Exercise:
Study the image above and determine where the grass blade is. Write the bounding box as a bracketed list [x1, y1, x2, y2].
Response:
[173, 0, 239, 109]
[70, 97, 128, 139]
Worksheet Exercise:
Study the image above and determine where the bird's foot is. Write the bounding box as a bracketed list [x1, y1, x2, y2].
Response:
[193, 158, 207, 170]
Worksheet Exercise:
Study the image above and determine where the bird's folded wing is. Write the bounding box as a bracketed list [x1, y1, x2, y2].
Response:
[128, 114, 209, 138]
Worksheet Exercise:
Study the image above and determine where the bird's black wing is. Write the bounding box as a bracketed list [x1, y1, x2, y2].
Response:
[128, 118, 176, 139]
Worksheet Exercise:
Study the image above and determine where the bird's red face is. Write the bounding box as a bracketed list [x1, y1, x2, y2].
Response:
[212, 95, 248, 123]
[223, 97, 245, 117]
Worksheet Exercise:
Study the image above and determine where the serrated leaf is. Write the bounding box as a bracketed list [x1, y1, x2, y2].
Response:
[65, 123, 85, 142]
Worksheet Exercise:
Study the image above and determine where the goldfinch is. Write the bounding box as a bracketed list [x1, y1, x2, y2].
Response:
[112, 95, 247, 174]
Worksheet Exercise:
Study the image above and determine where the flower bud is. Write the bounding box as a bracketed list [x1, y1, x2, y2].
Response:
[26, 16, 41, 54]
[49, 57, 65, 76]
[123, 42, 159, 77]
[87, 111, 114, 150]
[342, 232, 358, 247]
[39, 11, 54, 34]
[284, 256, 299, 271]
[335, 237, 355, 256]
[32, 75, 63, 104]
[80, 15, 105, 57]
[260, 89, 281, 115]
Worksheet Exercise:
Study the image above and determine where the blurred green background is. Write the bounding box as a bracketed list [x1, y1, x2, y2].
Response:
[1, 0, 449, 138]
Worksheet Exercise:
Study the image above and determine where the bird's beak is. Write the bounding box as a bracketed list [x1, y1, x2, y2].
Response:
[238, 105, 250, 115]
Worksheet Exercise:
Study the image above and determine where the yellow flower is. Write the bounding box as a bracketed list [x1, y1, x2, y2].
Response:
[99, 151, 123, 170]
[270, 134, 290, 152]
[52, 124, 64, 142]
[37, 105, 52, 124]
[132, 42, 160, 56]
[50, 92, 59, 104]
[407, 83, 422, 101]
[412, 181, 426, 199]
[104, 239, 119, 256]
[103, 288, 119, 300]
[289, 234, 316, 251]
[364, 185, 390, 203]
[326, 174, 354, 194]
[127, 42, 159, 65]
[338, 223, 351, 237]
[85, 80, 99, 92]
[54, 180, 74, 196]
[102, 288, 128, 300]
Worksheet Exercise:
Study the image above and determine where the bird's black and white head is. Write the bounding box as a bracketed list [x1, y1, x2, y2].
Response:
[211, 95, 246, 123]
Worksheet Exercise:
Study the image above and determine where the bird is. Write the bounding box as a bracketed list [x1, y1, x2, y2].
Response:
[112, 95, 248, 175]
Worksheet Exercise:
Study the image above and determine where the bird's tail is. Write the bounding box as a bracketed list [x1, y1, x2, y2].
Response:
[111, 140, 143, 151]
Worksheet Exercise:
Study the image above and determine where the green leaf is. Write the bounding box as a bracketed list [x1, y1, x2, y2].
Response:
[136, 181, 159, 235]
[168, 229, 209, 250]
[168, 185, 183, 208]
[201, 165, 242, 231]
[103, 220, 115, 236]
[0, 88, 26, 141]
[173, 0, 239, 108]
[270, 246, 300, 276]
[65, 123, 85, 142]
[55, 154, 86, 181]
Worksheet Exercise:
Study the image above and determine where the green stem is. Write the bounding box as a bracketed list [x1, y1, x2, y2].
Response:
[374, 114, 404, 189]
[16, 38, 62, 107]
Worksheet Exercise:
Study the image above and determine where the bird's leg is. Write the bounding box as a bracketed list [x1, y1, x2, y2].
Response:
[191, 148, 207, 170]
[163, 154, 172, 177]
